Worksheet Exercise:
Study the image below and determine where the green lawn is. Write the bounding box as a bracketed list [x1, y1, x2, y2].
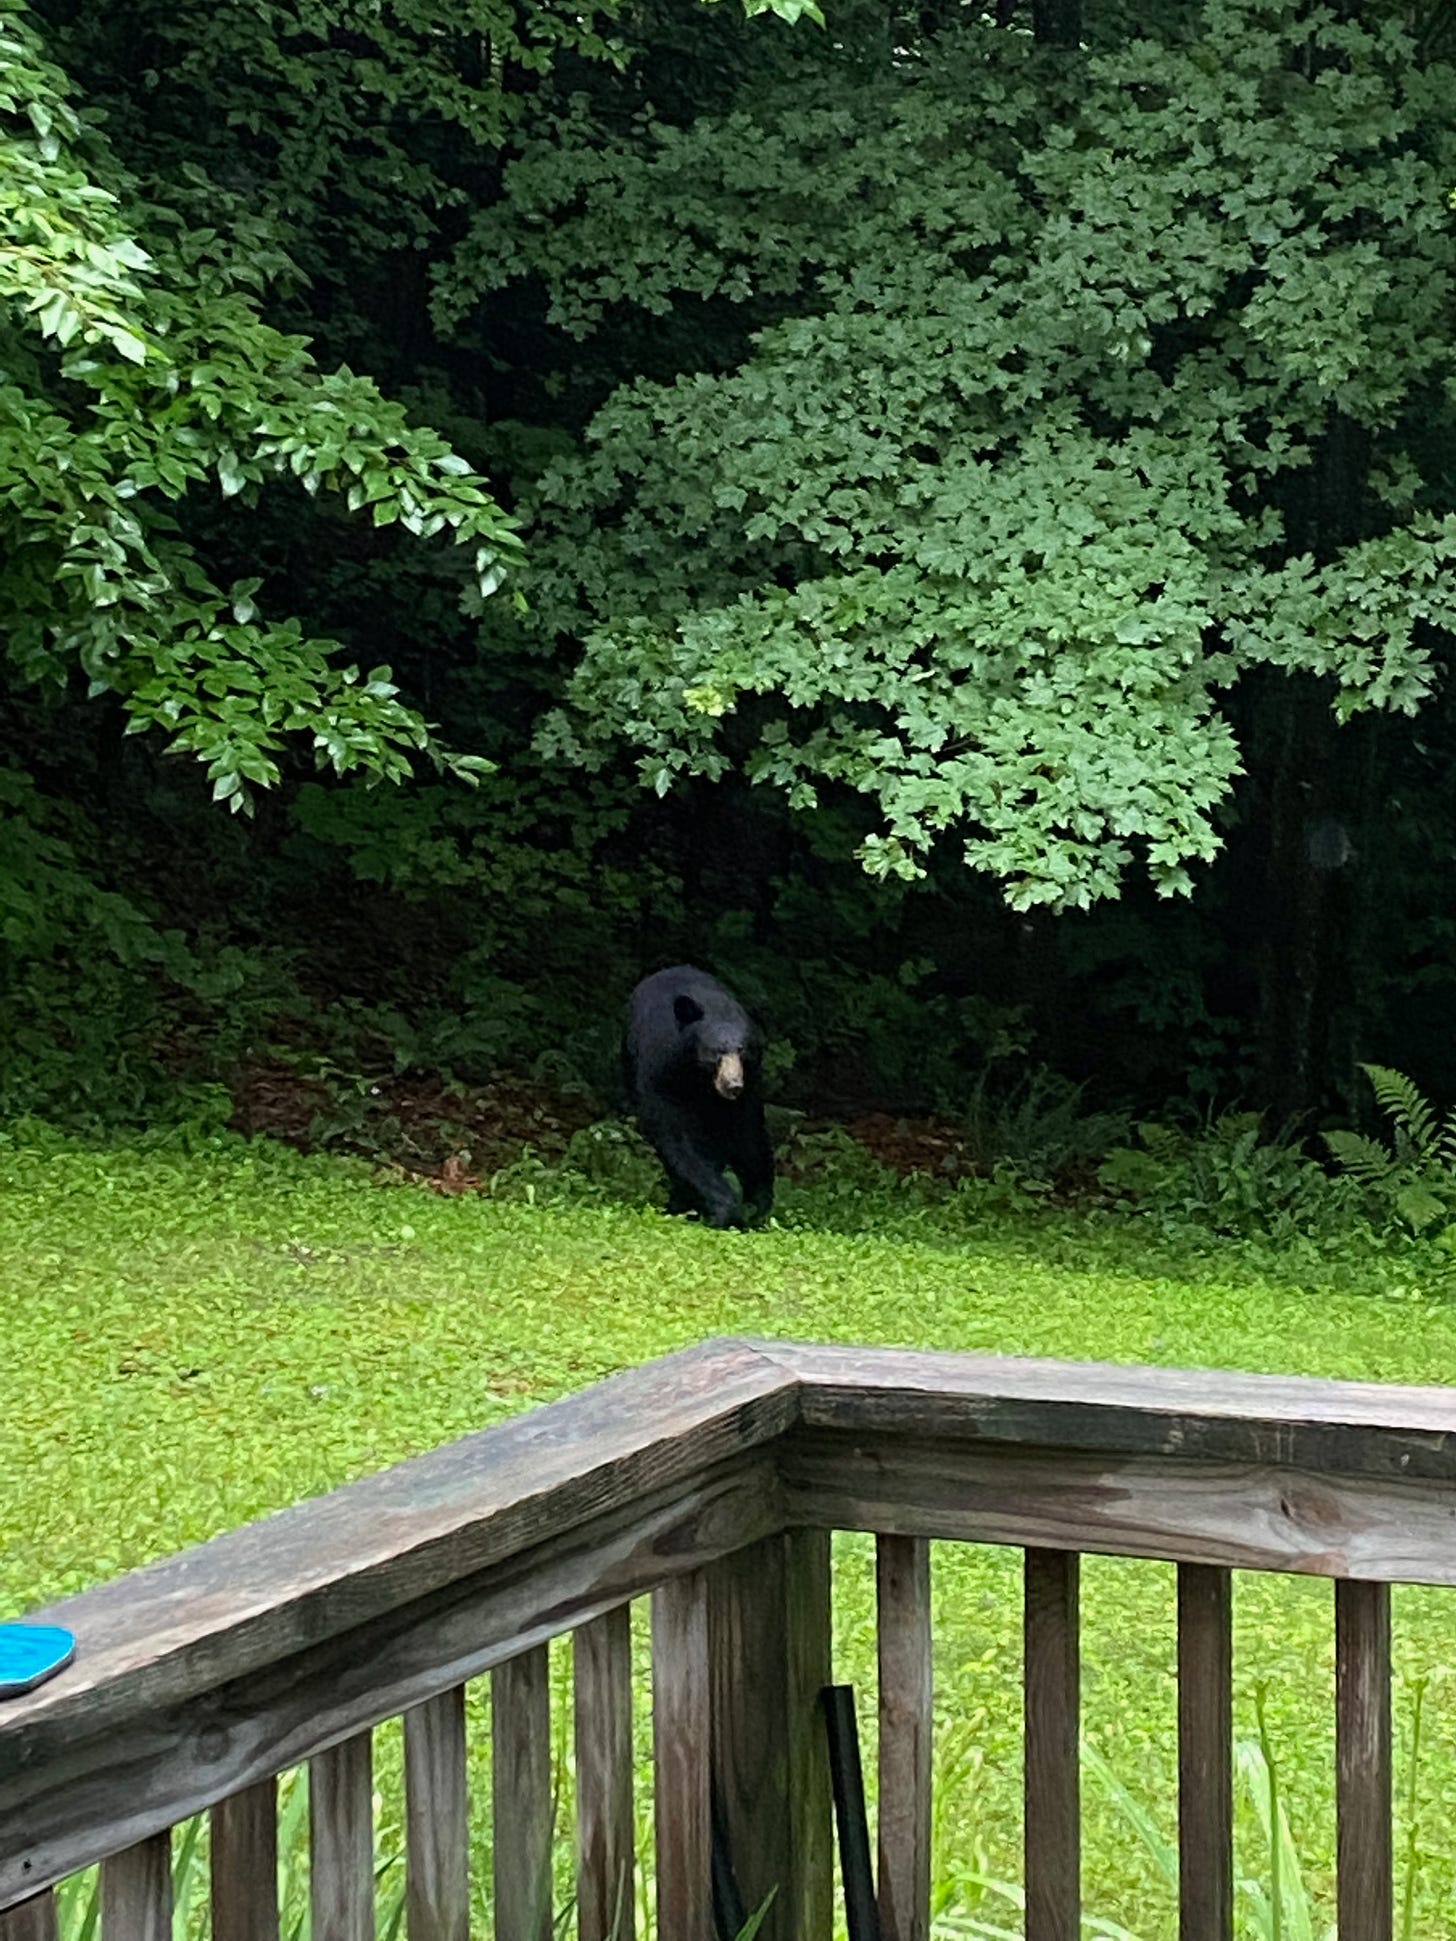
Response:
[5, 1129, 1456, 1937]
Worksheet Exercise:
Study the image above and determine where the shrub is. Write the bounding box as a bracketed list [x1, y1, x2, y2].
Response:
[1097, 1115, 1363, 1245]
[1324, 1064, 1456, 1238]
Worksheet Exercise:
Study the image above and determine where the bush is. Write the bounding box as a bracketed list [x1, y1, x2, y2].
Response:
[1097, 1114, 1367, 1245]
[1324, 1064, 1456, 1239]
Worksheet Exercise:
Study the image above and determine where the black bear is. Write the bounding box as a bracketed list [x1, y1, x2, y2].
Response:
[624, 965, 774, 1229]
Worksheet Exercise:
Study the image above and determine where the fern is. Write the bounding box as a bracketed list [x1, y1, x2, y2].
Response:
[1361, 1064, 1440, 1163]
[1137, 1121, 1182, 1162]
[1321, 1129, 1397, 1184]
[1396, 1183, 1449, 1233]
[1325, 1067, 1456, 1234]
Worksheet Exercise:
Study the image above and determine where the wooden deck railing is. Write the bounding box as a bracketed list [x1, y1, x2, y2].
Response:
[4, 1338, 1456, 1941]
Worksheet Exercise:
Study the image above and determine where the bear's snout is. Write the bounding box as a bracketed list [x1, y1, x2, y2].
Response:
[714, 1052, 745, 1100]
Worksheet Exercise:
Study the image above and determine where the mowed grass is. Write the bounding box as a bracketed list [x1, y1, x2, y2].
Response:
[5, 1128, 1456, 1937]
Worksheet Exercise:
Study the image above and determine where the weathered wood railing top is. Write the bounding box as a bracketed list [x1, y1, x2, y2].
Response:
[5, 1336, 1456, 1925]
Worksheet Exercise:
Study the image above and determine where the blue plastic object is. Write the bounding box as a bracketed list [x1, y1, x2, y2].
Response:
[0, 1623, 75, 1698]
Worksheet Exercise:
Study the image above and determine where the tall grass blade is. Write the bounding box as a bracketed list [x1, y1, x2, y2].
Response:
[277, 1770, 312, 1941]
[731, 1885, 778, 1940]
[1081, 1739, 1178, 1893]
[1399, 1676, 1427, 1941]
[172, 1815, 206, 1941]
[1239, 1707, 1315, 1941]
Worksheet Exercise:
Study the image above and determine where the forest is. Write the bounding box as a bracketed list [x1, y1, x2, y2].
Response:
[12, 8, 1456, 1937]
[6, 0, 1456, 1160]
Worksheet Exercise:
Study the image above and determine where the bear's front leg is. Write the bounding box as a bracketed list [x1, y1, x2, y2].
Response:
[665, 1176, 702, 1217]
[651, 1118, 744, 1229]
[735, 1103, 775, 1223]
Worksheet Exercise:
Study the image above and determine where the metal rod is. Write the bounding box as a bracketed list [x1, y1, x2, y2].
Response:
[822, 1684, 883, 1941]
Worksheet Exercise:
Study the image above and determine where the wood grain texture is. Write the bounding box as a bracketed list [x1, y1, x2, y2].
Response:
[573, 1609, 635, 1941]
[1024, 1550, 1078, 1941]
[1336, 1579, 1392, 1941]
[23, 1341, 1456, 1786]
[101, 1834, 171, 1941]
[1177, 1565, 1232, 1941]
[709, 1540, 787, 1941]
[1, 1452, 779, 1909]
[310, 1731, 375, 1941]
[651, 1572, 712, 1941]
[0, 1894, 57, 1941]
[782, 1530, 834, 1941]
[403, 1689, 469, 1941]
[707, 1534, 833, 1941]
[13, 1337, 1456, 1921]
[758, 1341, 1456, 1481]
[2, 1342, 795, 1753]
[780, 1429, 1456, 1585]
[492, 1647, 553, 1941]
[876, 1536, 931, 1941]
[212, 1778, 279, 1941]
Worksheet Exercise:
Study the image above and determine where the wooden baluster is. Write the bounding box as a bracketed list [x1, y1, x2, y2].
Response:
[1177, 1565, 1232, 1941]
[101, 1833, 171, 1941]
[1024, 1549, 1079, 1941]
[213, 1779, 280, 1941]
[404, 1688, 470, 1941]
[574, 1610, 635, 1941]
[493, 1645, 553, 1941]
[877, 1535, 931, 1941]
[652, 1571, 713, 1941]
[1336, 1580, 1392, 1941]
[0, 1891, 59, 1941]
[708, 1532, 833, 1941]
[783, 1531, 835, 1941]
[312, 1731, 376, 1941]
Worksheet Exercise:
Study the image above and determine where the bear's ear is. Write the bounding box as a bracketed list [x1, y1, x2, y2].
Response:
[673, 994, 705, 1029]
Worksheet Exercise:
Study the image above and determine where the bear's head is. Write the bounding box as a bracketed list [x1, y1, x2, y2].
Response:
[674, 993, 750, 1101]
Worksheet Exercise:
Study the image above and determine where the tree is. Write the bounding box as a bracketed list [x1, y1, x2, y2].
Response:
[1, 0, 827, 803]
[0, 0, 531, 807]
[463, 0, 1456, 915]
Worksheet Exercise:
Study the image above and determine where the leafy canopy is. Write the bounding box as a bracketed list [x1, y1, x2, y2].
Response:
[476, 1, 1456, 909]
[0, 0, 533, 805]
[1, 0, 827, 809]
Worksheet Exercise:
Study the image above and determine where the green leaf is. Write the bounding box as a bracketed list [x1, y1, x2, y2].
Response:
[1395, 1184, 1448, 1234]
[106, 325, 148, 364]
[217, 451, 247, 499]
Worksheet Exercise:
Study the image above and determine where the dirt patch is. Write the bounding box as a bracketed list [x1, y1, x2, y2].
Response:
[228, 1062, 984, 1194]
[836, 1112, 981, 1177]
[228, 1063, 599, 1187]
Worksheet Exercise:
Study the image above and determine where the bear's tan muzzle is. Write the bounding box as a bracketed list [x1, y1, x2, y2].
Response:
[714, 1052, 745, 1100]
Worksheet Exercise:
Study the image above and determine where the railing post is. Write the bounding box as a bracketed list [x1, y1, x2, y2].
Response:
[1024, 1548, 1079, 1941]
[1336, 1579, 1392, 1941]
[708, 1530, 834, 1941]
[213, 1778, 280, 1941]
[101, 1832, 171, 1941]
[311, 1730, 376, 1941]
[652, 1570, 714, 1941]
[0, 1893, 58, 1941]
[404, 1688, 470, 1941]
[1177, 1564, 1233, 1941]
[876, 1535, 932, 1941]
[493, 1645, 554, 1941]
[785, 1530, 836, 1941]
[575, 1607, 635, 1941]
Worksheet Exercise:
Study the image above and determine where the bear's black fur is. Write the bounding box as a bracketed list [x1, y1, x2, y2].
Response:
[623, 965, 774, 1229]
